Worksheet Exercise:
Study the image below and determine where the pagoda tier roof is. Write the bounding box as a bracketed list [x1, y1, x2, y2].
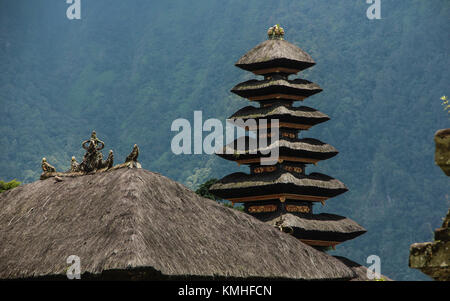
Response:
[261, 213, 366, 246]
[231, 78, 322, 101]
[235, 39, 315, 75]
[217, 136, 338, 164]
[209, 170, 347, 203]
[229, 105, 330, 130]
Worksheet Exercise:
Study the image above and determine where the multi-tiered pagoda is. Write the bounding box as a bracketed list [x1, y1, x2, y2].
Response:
[210, 25, 366, 249]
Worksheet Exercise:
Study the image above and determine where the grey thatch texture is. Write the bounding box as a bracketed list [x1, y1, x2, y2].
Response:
[262, 213, 366, 243]
[334, 256, 392, 281]
[221, 137, 337, 155]
[231, 79, 322, 97]
[264, 213, 366, 237]
[210, 170, 347, 191]
[235, 39, 315, 72]
[230, 105, 329, 122]
[0, 168, 356, 280]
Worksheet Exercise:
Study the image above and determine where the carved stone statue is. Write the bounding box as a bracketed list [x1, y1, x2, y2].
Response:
[125, 144, 139, 163]
[41, 158, 56, 173]
[104, 150, 114, 169]
[79, 130, 105, 172]
[40, 130, 140, 180]
[70, 156, 80, 172]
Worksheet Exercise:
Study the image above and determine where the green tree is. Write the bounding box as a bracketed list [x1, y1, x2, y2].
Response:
[0, 179, 21, 193]
[195, 178, 245, 211]
[195, 178, 219, 201]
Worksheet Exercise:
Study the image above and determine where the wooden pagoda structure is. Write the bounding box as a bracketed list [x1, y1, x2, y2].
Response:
[210, 25, 366, 249]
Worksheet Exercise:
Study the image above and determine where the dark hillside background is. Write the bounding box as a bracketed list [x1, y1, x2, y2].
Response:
[0, 0, 449, 280]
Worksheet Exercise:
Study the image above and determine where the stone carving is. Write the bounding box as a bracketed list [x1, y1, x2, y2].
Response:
[267, 24, 284, 40]
[79, 130, 105, 173]
[434, 129, 450, 176]
[124, 144, 141, 169]
[125, 144, 139, 163]
[409, 128, 450, 281]
[104, 150, 114, 169]
[41, 158, 56, 173]
[40, 130, 140, 180]
[70, 156, 80, 172]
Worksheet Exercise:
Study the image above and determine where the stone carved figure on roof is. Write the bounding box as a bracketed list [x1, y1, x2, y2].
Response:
[70, 156, 80, 172]
[79, 130, 106, 172]
[40, 130, 140, 180]
[104, 150, 114, 169]
[125, 144, 139, 163]
[267, 24, 284, 40]
[41, 157, 56, 173]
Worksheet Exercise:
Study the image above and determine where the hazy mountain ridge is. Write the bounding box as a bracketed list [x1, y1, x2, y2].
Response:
[0, 0, 449, 280]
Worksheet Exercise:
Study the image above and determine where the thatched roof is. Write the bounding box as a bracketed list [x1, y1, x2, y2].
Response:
[333, 256, 392, 281]
[235, 39, 315, 74]
[261, 213, 366, 243]
[0, 168, 357, 280]
[231, 79, 322, 99]
[229, 105, 330, 129]
[210, 170, 348, 201]
[217, 136, 338, 163]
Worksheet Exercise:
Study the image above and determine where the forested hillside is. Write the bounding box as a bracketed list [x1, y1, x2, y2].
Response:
[0, 0, 449, 280]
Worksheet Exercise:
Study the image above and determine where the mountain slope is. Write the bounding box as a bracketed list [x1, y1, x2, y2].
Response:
[0, 0, 449, 280]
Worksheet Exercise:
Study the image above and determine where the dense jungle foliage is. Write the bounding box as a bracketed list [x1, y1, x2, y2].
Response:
[0, 0, 449, 280]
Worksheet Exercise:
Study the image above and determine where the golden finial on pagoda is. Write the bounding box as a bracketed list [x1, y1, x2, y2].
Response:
[267, 24, 285, 40]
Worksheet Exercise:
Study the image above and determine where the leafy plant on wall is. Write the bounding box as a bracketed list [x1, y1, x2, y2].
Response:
[441, 96, 449, 115]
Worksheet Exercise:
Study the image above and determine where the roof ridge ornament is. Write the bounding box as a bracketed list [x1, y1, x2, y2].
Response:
[267, 24, 285, 40]
[40, 130, 141, 180]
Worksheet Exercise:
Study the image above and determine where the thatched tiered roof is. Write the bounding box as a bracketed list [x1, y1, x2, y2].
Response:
[261, 213, 366, 246]
[217, 136, 338, 164]
[209, 25, 364, 255]
[209, 170, 348, 202]
[231, 78, 322, 101]
[0, 168, 358, 280]
[229, 105, 330, 130]
[235, 39, 315, 75]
